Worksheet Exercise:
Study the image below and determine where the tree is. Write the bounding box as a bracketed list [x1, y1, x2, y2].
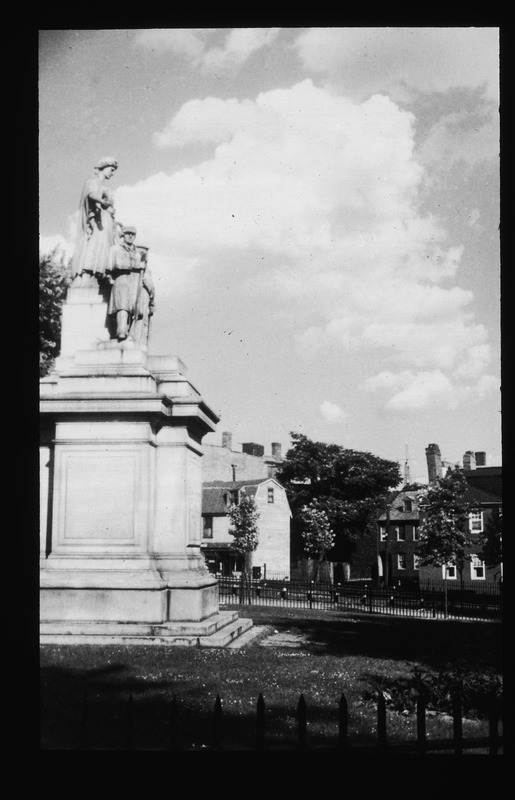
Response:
[39, 247, 72, 376]
[276, 432, 401, 562]
[227, 492, 260, 586]
[417, 466, 472, 614]
[478, 506, 502, 569]
[299, 502, 335, 581]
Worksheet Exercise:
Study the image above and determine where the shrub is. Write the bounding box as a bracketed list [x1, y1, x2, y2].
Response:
[363, 667, 502, 719]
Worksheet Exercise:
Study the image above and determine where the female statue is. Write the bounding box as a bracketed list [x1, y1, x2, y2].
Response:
[71, 157, 119, 284]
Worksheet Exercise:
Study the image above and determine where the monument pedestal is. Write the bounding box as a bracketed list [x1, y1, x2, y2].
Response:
[40, 331, 252, 646]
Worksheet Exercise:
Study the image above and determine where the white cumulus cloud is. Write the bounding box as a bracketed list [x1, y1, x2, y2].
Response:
[320, 401, 346, 422]
[133, 28, 281, 73]
[293, 27, 499, 102]
[106, 79, 497, 412]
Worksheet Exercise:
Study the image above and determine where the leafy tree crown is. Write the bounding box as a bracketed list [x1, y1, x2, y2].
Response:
[299, 502, 335, 559]
[227, 493, 260, 555]
[417, 467, 472, 568]
[276, 432, 401, 559]
[40, 247, 72, 376]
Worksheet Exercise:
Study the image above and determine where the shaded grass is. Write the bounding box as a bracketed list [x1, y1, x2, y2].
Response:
[40, 607, 502, 750]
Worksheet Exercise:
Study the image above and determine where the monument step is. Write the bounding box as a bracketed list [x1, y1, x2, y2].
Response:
[39, 611, 253, 648]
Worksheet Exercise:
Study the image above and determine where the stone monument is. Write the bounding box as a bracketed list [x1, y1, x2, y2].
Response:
[40, 158, 252, 645]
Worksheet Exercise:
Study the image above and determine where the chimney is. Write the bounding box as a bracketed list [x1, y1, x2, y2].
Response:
[463, 451, 476, 471]
[475, 451, 486, 467]
[222, 431, 232, 450]
[271, 442, 282, 459]
[425, 443, 442, 485]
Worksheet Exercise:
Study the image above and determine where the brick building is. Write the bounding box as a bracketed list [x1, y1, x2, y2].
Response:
[375, 454, 502, 587]
[202, 431, 284, 482]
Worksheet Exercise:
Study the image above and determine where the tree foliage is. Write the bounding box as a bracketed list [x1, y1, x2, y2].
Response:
[478, 506, 502, 568]
[417, 467, 472, 572]
[39, 247, 72, 377]
[228, 493, 260, 557]
[299, 502, 335, 561]
[276, 432, 401, 560]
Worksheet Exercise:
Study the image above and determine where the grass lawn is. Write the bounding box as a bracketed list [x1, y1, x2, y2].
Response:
[40, 605, 502, 751]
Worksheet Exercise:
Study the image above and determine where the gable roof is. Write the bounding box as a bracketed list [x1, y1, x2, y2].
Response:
[464, 483, 502, 506]
[202, 478, 284, 515]
[377, 490, 422, 522]
[462, 467, 502, 501]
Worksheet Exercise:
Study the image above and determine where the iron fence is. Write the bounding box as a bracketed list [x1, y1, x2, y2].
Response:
[74, 688, 503, 752]
[218, 577, 502, 620]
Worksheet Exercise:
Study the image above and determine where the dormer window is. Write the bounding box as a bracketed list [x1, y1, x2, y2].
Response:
[268, 487, 274, 503]
[404, 499, 412, 512]
[225, 490, 239, 506]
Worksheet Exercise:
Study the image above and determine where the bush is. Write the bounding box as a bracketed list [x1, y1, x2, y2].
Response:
[363, 667, 502, 719]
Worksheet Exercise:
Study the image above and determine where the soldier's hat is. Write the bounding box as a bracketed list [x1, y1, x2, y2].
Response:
[122, 225, 137, 235]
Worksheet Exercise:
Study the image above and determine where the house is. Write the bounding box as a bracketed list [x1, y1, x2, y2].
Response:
[420, 465, 502, 585]
[201, 478, 291, 578]
[377, 489, 422, 587]
[376, 464, 502, 587]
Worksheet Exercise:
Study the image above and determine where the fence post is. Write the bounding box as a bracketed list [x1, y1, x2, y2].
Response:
[338, 693, 348, 749]
[80, 691, 89, 750]
[297, 694, 307, 749]
[308, 583, 313, 609]
[368, 586, 373, 613]
[432, 590, 436, 618]
[256, 693, 265, 750]
[333, 584, 340, 606]
[213, 694, 222, 750]
[168, 695, 178, 751]
[377, 691, 387, 750]
[416, 696, 426, 755]
[125, 693, 134, 751]
[452, 688, 463, 755]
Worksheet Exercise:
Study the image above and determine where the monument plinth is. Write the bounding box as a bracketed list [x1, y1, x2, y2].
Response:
[41, 339, 252, 644]
[40, 165, 252, 644]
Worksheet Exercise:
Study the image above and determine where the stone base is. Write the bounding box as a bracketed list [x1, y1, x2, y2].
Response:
[40, 566, 220, 624]
[40, 610, 253, 648]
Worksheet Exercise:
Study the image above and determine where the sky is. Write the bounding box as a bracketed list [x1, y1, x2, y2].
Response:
[39, 27, 501, 484]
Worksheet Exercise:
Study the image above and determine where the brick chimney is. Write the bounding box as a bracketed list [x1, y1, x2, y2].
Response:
[463, 451, 476, 471]
[222, 431, 232, 450]
[425, 443, 442, 485]
[475, 451, 486, 467]
[271, 442, 282, 459]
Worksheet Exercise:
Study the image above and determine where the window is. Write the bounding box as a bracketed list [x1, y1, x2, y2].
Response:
[202, 515, 213, 539]
[470, 554, 485, 580]
[228, 489, 239, 506]
[442, 564, 457, 580]
[379, 526, 387, 541]
[397, 526, 405, 542]
[469, 511, 483, 534]
[392, 525, 399, 540]
[267, 487, 274, 503]
[413, 526, 419, 542]
[397, 553, 406, 570]
[404, 499, 413, 512]
[413, 554, 420, 570]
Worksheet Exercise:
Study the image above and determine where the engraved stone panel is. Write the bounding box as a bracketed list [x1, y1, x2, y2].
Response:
[62, 452, 137, 543]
